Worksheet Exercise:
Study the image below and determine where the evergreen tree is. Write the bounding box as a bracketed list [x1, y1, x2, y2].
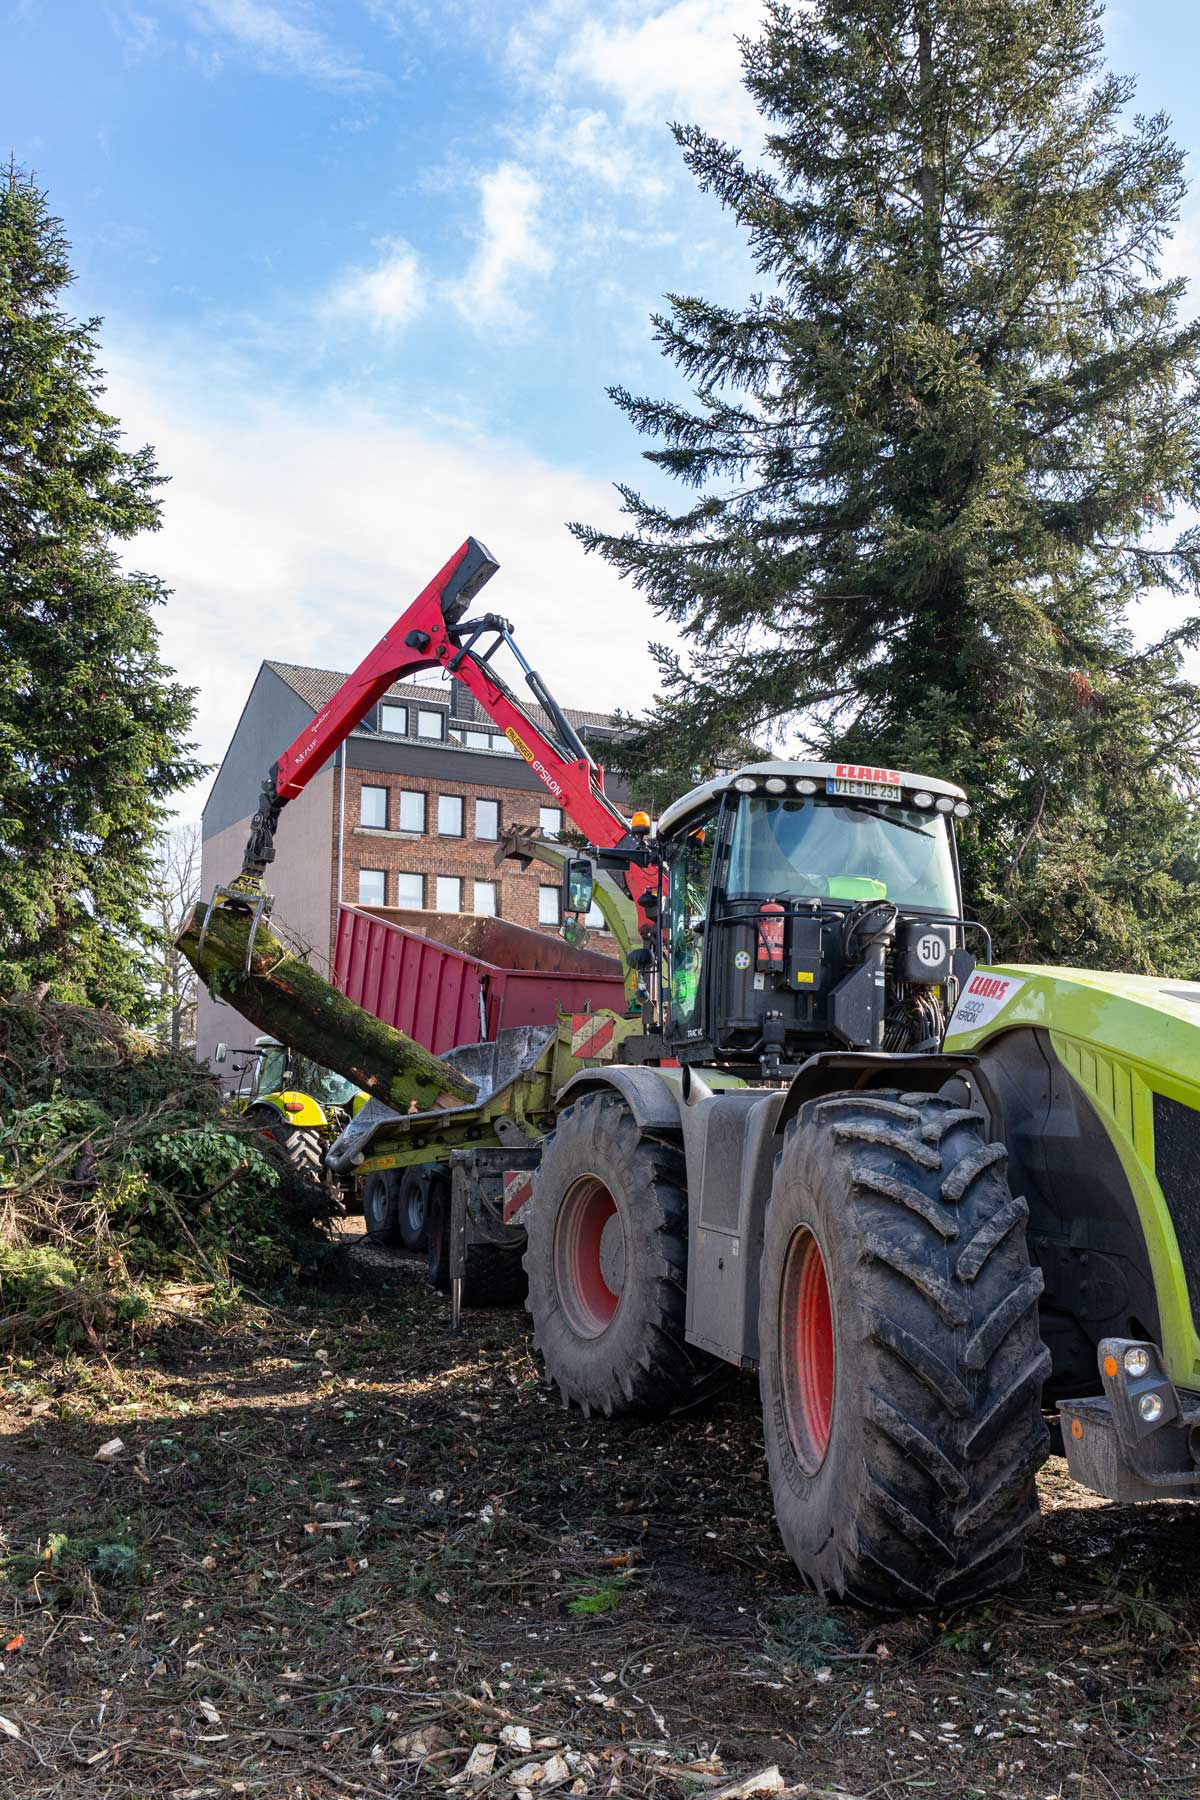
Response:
[575, 0, 1200, 972]
[0, 173, 202, 1015]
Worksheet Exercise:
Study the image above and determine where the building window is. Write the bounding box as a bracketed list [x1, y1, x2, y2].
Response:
[538, 885, 561, 926]
[473, 880, 498, 916]
[358, 868, 387, 905]
[360, 784, 387, 829]
[493, 733, 516, 753]
[396, 872, 423, 909]
[418, 708, 445, 740]
[586, 901, 605, 929]
[436, 875, 462, 912]
[466, 729, 490, 749]
[539, 806, 563, 839]
[398, 790, 425, 833]
[437, 794, 463, 836]
[475, 798, 499, 841]
[380, 702, 407, 734]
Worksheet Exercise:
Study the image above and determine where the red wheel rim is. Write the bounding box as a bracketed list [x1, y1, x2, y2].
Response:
[554, 1175, 624, 1338]
[779, 1227, 835, 1472]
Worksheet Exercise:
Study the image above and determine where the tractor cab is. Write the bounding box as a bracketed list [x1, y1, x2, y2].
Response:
[218, 1037, 365, 1129]
[654, 760, 982, 1073]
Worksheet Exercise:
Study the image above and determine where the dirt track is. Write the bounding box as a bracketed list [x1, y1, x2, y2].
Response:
[2, 1240, 1199, 1799]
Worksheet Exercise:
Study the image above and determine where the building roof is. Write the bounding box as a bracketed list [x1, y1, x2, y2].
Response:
[264, 661, 618, 736]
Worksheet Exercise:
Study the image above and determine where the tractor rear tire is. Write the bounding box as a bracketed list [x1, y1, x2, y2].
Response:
[760, 1088, 1049, 1609]
[362, 1170, 402, 1245]
[524, 1090, 716, 1417]
[247, 1107, 324, 1187]
[397, 1170, 430, 1253]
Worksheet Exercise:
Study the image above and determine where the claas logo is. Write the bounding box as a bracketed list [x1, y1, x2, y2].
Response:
[967, 974, 1013, 1000]
[835, 764, 901, 785]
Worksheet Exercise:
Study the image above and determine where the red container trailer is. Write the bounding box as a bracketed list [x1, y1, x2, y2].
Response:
[334, 906, 628, 1057]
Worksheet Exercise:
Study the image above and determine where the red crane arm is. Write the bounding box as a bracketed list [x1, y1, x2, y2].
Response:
[235, 538, 641, 898]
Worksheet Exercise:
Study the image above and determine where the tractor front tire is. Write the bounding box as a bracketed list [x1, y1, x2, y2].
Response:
[524, 1090, 716, 1417]
[760, 1089, 1049, 1609]
[247, 1107, 324, 1187]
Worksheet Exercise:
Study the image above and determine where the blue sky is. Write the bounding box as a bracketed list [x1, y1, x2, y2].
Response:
[7, 0, 1200, 807]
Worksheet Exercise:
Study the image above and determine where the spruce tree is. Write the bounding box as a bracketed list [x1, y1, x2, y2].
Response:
[0, 173, 202, 1016]
[574, 0, 1200, 972]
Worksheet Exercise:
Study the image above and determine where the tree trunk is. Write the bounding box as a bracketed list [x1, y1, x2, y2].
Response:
[176, 903, 475, 1111]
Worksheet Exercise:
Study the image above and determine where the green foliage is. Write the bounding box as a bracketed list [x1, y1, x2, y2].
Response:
[565, 1578, 628, 1616]
[576, 0, 1200, 971]
[0, 997, 336, 1348]
[0, 172, 204, 1016]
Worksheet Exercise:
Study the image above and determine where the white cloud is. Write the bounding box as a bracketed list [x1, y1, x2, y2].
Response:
[186, 0, 380, 88]
[511, 0, 763, 147]
[103, 336, 673, 807]
[324, 238, 425, 332]
[453, 163, 553, 327]
[523, 106, 670, 198]
[110, 8, 160, 62]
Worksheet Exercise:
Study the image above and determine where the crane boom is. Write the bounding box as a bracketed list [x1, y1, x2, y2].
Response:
[204, 538, 653, 962]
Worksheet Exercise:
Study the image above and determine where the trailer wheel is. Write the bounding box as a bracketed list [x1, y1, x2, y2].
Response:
[397, 1170, 430, 1253]
[362, 1170, 402, 1245]
[246, 1106, 324, 1187]
[760, 1089, 1049, 1609]
[524, 1090, 715, 1416]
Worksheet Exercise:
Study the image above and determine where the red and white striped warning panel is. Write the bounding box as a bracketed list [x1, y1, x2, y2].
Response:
[569, 1012, 616, 1060]
[503, 1170, 535, 1226]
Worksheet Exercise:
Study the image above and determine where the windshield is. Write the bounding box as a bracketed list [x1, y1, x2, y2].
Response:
[726, 794, 959, 913]
[303, 1061, 359, 1108]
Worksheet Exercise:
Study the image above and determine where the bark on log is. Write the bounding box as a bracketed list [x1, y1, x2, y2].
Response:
[176, 903, 476, 1110]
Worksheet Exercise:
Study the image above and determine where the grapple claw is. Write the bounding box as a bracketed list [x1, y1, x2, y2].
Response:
[198, 877, 274, 974]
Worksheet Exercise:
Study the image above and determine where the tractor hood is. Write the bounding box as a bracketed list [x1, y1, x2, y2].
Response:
[945, 964, 1200, 1095]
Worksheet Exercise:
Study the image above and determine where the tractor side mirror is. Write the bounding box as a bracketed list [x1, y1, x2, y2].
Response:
[562, 856, 595, 917]
[214, 1042, 227, 1064]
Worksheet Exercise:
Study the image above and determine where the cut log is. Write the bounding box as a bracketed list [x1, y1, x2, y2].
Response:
[176, 902, 476, 1111]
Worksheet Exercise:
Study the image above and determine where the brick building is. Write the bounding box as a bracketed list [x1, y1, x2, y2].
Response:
[196, 660, 630, 1071]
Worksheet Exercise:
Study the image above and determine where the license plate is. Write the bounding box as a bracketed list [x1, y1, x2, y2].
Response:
[828, 779, 896, 800]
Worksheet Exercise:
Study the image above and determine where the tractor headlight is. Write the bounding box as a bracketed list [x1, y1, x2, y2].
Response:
[1124, 1346, 1151, 1378]
[765, 776, 788, 794]
[795, 778, 818, 795]
[953, 801, 971, 819]
[912, 791, 934, 808]
[935, 796, 955, 813]
[733, 776, 758, 793]
[1139, 1392, 1165, 1424]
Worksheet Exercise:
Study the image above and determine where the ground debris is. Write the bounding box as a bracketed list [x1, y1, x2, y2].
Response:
[4, 1259, 1200, 1800]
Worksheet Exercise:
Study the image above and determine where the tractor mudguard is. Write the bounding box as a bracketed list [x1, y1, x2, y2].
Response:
[775, 1050, 979, 1135]
[945, 964, 1200, 1392]
[552, 1065, 688, 1135]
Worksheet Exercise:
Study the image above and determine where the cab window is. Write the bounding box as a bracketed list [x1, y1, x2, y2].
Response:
[665, 810, 717, 1038]
[254, 1045, 287, 1097]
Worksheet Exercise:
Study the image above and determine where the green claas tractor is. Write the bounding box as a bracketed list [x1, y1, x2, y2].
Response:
[218, 1036, 369, 1196]
[510, 761, 1200, 1608]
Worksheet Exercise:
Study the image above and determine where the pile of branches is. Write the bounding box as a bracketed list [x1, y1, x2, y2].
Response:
[0, 999, 336, 1349]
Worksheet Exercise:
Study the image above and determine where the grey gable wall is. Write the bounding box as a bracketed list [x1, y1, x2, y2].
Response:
[202, 665, 328, 841]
